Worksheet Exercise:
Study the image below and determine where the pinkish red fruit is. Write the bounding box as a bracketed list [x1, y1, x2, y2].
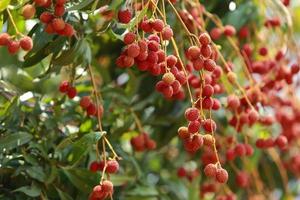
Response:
[20, 36, 33, 51]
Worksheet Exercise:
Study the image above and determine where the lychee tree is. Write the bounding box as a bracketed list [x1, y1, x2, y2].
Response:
[1, 0, 300, 199]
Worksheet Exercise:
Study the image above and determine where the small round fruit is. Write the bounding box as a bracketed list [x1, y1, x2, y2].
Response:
[118, 9, 132, 24]
[216, 168, 228, 183]
[22, 4, 36, 19]
[40, 12, 53, 23]
[106, 160, 119, 174]
[101, 180, 114, 194]
[204, 163, 217, 177]
[87, 103, 97, 116]
[185, 107, 199, 121]
[67, 86, 77, 99]
[162, 72, 175, 85]
[123, 32, 136, 44]
[80, 96, 91, 109]
[0, 33, 10, 46]
[7, 40, 20, 54]
[20, 36, 33, 51]
[59, 81, 70, 93]
[35, 0, 47, 7]
[199, 32, 211, 46]
[52, 18, 65, 31]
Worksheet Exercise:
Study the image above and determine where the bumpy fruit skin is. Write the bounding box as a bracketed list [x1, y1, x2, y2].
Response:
[204, 59, 216, 72]
[185, 107, 199, 121]
[106, 160, 119, 174]
[52, 18, 65, 31]
[178, 126, 190, 139]
[199, 32, 211, 46]
[203, 119, 216, 133]
[127, 43, 140, 58]
[162, 72, 175, 85]
[162, 26, 173, 40]
[7, 40, 20, 54]
[203, 84, 214, 97]
[123, 32, 136, 45]
[0, 33, 10, 46]
[101, 180, 114, 195]
[204, 163, 217, 177]
[118, 9, 132, 24]
[22, 4, 36, 19]
[187, 46, 200, 60]
[40, 12, 54, 23]
[216, 168, 228, 183]
[188, 121, 201, 133]
[152, 19, 164, 32]
[20, 36, 33, 51]
[59, 81, 70, 93]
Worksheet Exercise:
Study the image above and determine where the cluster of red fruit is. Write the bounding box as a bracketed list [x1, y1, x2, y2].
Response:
[35, 0, 75, 36]
[116, 13, 191, 100]
[209, 25, 237, 41]
[130, 132, 156, 152]
[0, 33, 33, 54]
[226, 94, 260, 132]
[80, 96, 104, 118]
[58, 81, 77, 98]
[226, 143, 254, 161]
[59, 81, 104, 117]
[178, 108, 217, 152]
[286, 154, 300, 176]
[89, 160, 119, 174]
[113, 1, 300, 198]
[235, 171, 250, 188]
[203, 163, 228, 183]
[177, 166, 199, 182]
[89, 180, 113, 200]
[88, 160, 118, 200]
[256, 135, 288, 150]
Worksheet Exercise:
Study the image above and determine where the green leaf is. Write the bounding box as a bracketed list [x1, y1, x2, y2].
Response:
[67, 132, 104, 166]
[125, 6, 148, 30]
[63, 168, 100, 193]
[0, 0, 10, 12]
[55, 187, 73, 200]
[67, 0, 94, 11]
[13, 183, 41, 197]
[223, 1, 257, 30]
[26, 166, 47, 182]
[125, 186, 159, 197]
[0, 132, 33, 150]
[52, 40, 84, 66]
[23, 37, 67, 68]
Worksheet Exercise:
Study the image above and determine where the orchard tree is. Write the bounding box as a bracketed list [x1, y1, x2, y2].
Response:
[0, 0, 300, 199]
